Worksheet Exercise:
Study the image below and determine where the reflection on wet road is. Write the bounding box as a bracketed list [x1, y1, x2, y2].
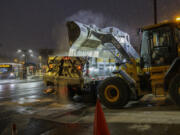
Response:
[0, 80, 87, 135]
[0, 80, 46, 134]
[0, 81, 44, 102]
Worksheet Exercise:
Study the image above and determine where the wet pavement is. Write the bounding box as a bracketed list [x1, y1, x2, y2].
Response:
[1, 79, 180, 134]
[0, 79, 86, 134]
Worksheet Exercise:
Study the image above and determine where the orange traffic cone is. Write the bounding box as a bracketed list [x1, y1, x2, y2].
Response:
[93, 99, 111, 135]
[12, 123, 17, 135]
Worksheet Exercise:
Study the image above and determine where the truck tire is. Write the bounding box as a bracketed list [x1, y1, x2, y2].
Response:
[169, 74, 180, 106]
[98, 77, 130, 109]
[68, 86, 76, 100]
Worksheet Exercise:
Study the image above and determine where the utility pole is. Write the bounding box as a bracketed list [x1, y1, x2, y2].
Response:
[153, 0, 157, 24]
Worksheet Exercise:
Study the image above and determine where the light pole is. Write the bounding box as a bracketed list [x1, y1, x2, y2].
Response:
[38, 56, 42, 68]
[38, 56, 42, 75]
[153, 0, 157, 24]
[17, 49, 33, 64]
[16, 49, 36, 79]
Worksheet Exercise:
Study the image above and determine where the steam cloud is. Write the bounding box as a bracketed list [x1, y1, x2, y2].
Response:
[66, 10, 108, 27]
[52, 22, 69, 55]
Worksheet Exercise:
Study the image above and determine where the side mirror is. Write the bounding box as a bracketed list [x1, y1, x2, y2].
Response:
[140, 57, 144, 68]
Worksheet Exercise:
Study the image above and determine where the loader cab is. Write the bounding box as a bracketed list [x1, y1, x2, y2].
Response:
[140, 22, 179, 68]
[139, 22, 180, 93]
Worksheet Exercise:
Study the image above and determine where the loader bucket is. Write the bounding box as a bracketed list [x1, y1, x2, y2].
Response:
[66, 21, 81, 46]
[66, 21, 139, 59]
[66, 21, 102, 57]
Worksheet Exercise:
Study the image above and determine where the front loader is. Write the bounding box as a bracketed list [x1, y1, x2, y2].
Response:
[97, 20, 180, 108]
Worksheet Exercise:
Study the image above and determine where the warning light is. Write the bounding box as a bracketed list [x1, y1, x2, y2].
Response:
[63, 57, 70, 60]
[49, 64, 53, 68]
[176, 17, 180, 22]
[77, 65, 82, 70]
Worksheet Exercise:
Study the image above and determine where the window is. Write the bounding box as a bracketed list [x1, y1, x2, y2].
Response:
[141, 31, 151, 67]
[0, 67, 10, 73]
[150, 28, 171, 48]
[141, 26, 173, 67]
[149, 27, 173, 66]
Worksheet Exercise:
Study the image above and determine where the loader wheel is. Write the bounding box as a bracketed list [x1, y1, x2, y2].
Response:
[98, 77, 130, 109]
[169, 74, 180, 106]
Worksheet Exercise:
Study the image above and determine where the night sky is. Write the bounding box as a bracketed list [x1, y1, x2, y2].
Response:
[0, 0, 180, 55]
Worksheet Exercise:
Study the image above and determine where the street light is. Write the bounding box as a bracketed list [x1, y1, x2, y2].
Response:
[176, 17, 180, 22]
[16, 49, 34, 63]
[17, 49, 22, 53]
[28, 49, 33, 53]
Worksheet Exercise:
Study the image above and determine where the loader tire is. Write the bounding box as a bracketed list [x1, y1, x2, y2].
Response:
[169, 74, 180, 106]
[98, 77, 130, 109]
